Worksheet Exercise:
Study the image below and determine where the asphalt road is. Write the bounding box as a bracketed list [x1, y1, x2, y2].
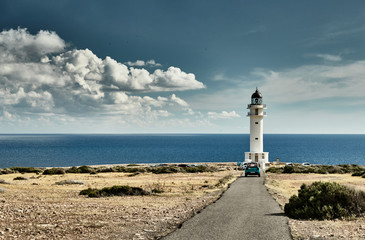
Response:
[162, 174, 292, 240]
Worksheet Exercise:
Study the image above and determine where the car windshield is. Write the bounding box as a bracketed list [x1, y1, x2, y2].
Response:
[247, 163, 257, 168]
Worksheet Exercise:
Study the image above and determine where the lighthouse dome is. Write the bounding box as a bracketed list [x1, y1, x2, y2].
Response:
[251, 88, 263, 105]
[251, 88, 262, 99]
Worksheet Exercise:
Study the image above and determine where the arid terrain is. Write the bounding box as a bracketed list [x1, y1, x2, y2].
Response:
[0, 163, 240, 240]
[265, 172, 365, 240]
[2, 163, 365, 240]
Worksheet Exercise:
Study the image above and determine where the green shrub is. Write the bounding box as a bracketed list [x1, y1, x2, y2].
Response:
[148, 166, 179, 174]
[283, 165, 295, 173]
[352, 171, 365, 177]
[266, 167, 284, 173]
[10, 167, 41, 174]
[284, 181, 365, 220]
[269, 164, 365, 175]
[66, 166, 96, 174]
[0, 168, 15, 175]
[152, 188, 164, 193]
[13, 176, 28, 180]
[184, 165, 216, 173]
[96, 167, 116, 173]
[56, 180, 84, 185]
[127, 164, 139, 167]
[43, 168, 66, 175]
[80, 185, 149, 198]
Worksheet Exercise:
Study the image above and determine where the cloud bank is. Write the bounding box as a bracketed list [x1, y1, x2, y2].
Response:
[0, 28, 206, 127]
[254, 60, 365, 103]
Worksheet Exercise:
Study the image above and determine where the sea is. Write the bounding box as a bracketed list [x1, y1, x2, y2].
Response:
[0, 134, 364, 168]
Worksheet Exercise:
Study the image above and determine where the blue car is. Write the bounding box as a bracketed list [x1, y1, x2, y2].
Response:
[245, 162, 260, 177]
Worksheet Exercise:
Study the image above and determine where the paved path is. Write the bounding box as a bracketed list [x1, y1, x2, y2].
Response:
[163, 175, 292, 240]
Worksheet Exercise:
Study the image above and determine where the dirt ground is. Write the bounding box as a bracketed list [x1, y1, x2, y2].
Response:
[0, 163, 240, 240]
[265, 173, 365, 240]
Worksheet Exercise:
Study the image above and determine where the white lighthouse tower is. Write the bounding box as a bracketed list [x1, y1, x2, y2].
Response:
[244, 88, 269, 169]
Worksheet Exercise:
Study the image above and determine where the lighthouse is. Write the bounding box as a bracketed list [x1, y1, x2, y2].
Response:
[244, 88, 269, 169]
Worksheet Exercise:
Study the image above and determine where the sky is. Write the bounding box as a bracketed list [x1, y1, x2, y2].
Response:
[0, 0, 365, 134]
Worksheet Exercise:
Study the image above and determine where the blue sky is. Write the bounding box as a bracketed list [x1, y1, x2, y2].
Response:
[0, 0, 365, 133]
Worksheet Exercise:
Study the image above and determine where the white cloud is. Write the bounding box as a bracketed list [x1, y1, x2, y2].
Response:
[254, 60, 365, 103]
[208, 111, 240, 119]
[0, 27, 65, 62]
[151, 67, 205, 91]
[171, 94, 189, 107]
[126, 59, 162, 67]
[0, 28, 205, 128]
[146, 59, 162, 67]
[315, 54, 342, 62]
[125, 60, 145, 66]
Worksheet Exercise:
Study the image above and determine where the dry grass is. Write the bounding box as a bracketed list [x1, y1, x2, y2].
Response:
[265, 173, 365, 239]
[0, 163, 240, 239]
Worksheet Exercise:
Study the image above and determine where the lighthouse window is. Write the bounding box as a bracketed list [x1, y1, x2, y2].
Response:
[255, 138, 258, 140]
[255, 122, 258, 124]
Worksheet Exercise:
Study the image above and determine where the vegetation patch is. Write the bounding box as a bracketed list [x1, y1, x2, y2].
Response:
[284, 181, 365, 220]
[215, 174, 234, 188]
[267, 164, 365, 175]
[148, 166, 179, 174]
[0, 187, 5, 193]
[10, 167, 42, 174]
[43, 168, 66, 175]
[0, 168, 15, 175]
[127, 164, 139, 167]
[80, 185, 149, 198]
[13, 176, 28, 180]
[56, 180, 84, 185]
[66, 166, 96, 174]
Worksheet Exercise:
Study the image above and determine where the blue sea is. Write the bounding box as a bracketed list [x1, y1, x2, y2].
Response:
[0, 134, 364, 168]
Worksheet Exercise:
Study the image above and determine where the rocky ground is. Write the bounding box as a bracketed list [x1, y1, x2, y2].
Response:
[0, 163, 240, 239]
[265, 172, 365, 240]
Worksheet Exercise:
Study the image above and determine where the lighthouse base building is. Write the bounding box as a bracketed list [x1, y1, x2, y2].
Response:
[244, 88, 269, 170]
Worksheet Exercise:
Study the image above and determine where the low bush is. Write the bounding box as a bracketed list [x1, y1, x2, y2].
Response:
[10, 167, 41, 174]
[283, 165, 295, 173]
[13, 176, 28, 180]
[0, 187, 5, 193]
[148, 166, 179, 174]
[0, 168, 15, 175]
[66, 166, 96, 174]
[266, 167, 284, 173]
[96, 167, 116, 173]
[80, 185, 149, 198]
[127, 164, 139, 167]
[269, 164, 365, 175]
[183, 165, 216, 173]
[284, 181, 365, 220]
[56, 180, 84, 185]
[352, 171, 365, 177]
[152, 188, 164, 193]
[43, 168, 66, 175]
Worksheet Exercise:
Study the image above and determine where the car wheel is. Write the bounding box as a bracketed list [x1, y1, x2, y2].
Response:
[258, 174, 260, 177]
[245, 173, 247, 177]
